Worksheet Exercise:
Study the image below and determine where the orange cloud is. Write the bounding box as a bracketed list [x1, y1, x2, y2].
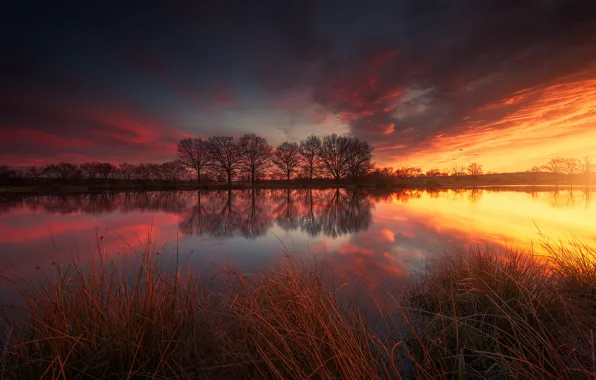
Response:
[396, 78, 596, 172]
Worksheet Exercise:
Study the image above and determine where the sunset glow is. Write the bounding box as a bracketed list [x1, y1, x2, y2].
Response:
[2, 1, 595, 171]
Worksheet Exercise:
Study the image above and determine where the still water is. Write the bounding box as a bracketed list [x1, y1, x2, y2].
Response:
[0, 188, 594, 287]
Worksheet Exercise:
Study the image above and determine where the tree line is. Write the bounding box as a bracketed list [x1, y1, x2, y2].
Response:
[530, 157, 594, 177]
[0, 133, 374, 184]
[2, 131, 592, 185]
[176, 133, 373, 184]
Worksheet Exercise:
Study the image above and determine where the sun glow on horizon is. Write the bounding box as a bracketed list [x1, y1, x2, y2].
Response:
[389, 78, 596, 172]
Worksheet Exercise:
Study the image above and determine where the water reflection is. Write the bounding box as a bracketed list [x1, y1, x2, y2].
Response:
[177, 189, 373, 239]
[1, 187, 595, 289]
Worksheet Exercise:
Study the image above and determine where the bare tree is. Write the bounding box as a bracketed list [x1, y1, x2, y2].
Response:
[118, 163, 135, 181]
[299, 134, 322, 182]
[581, 156, 594, 184]
[529, 166, 542, 183]
[207, 136, 243, 185]
[44, 162, 82, 181]
[543, 157, 567, 182]
[565, 158, 580, 177]
[134, 163, 151, 181]
[96, 163, 116, 182]
[346, 138, 373, 178]
[319, 134, 353, 180]
[26, 166, 43, 182]
[0, 165, 17, 181]
[273, 142, 301, 180]
[426, 169, 442, 177]
[177, 138, 211, 184]
[467, 163, 483, 176]
[451, 165, 467, 176]
[160, 160, 186, 182]
[239, 133, 272, 185]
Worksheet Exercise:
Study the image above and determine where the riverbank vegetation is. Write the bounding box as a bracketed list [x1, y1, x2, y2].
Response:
[0, 237, 595, 379]
[1, 133, 593, 193]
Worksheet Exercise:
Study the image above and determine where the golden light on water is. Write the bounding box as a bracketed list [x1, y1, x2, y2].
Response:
[375, 188, 596, 256]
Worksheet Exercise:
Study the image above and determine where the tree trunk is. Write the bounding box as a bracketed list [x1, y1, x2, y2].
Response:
[227, 172, 232, 186]
[197, 170, 201, 185]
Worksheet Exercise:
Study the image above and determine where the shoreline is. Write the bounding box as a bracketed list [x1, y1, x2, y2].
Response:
[1, 180, 593, 196]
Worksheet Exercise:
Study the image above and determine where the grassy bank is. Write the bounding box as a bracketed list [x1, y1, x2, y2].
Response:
[2, 171, 594, 196]
[0, 239, 595, 379]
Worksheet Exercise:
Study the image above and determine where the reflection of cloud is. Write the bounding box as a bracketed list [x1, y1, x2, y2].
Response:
[3, 187, 596, 291]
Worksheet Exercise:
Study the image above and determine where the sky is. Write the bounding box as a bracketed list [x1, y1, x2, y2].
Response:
[2, 0, 596, 172]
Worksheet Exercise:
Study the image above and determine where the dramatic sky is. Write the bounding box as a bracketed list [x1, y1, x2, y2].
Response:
[2, 0, 596, 172]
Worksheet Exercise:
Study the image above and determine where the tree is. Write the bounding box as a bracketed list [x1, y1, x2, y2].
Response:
[467, 163, 483, 176]
[160, 160, 185, 182]
[134, 163, 151, 181]
[26, 166, 43, 182]
[95, 162, 116, 182]
[272, 142, 301, 180]
[299, 134, 322, 183]
[208, 136, 243, 185]
[581, 156, 593, 175]
[426, 169, 442, 177]
[319, 134, 353, 180]
[118, 163, 135, 181]
[44, 162, 82, 180]
[564, 158, 580, 177]
[543, 157, 567, 182]
[581, 156, 594, 183]
[177, 137, 211, 184]
[0, 165, 16, 181]
[530, 166, 542, 183]
[451, 165, 467, 176]
[346, 138, 373, 178]
[239, 133, 272, 185]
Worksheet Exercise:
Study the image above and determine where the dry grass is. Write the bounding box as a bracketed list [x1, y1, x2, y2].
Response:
[402, 244, 596, 379]
[0, 237, 595, 379]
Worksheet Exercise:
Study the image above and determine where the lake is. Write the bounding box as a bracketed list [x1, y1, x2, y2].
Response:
[1, 187, 594, 288]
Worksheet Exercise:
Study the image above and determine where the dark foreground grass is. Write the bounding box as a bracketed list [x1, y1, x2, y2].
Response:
[0, 238, 595, 379]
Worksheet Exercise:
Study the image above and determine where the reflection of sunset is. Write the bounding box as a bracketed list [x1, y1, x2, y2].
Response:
[1, 188, 594, 285]
[375, 189, 596, 255]
[399, 79, 596, 172]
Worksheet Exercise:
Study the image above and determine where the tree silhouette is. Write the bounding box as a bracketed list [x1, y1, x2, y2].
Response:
[543, 157, 567, 183]
[299, 135, 322, 183]
[207, 136, 243, 185]
[239, 133, 272, 185]
[272, 142, 301, 180]
[564, 158, 580, 178]
[177, 138, 211, 184]
[467, 163, 483, 176]
[319, 134, 353, 180]
[580, 156, 594, 184]
[346, 139, 373, 178]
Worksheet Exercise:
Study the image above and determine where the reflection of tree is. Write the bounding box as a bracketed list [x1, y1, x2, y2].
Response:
[298, 189, 322, 237]
[239, 190, 273, 238]
[178, 190, 272, 239]
[582, 186, 591, 208]
[547, 187, 579, 209]
[271, 189, 300, 231]
[467, 188, 483, 204]
[6, 189, 374, 240]
[8, 192, 196, 215]
[320, 189, 372, 238]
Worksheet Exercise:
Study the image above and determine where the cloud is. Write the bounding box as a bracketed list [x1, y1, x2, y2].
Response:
[280, 0, 596, 169]
[0, 87, 188, 166]
[2, 0, 596, 169]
